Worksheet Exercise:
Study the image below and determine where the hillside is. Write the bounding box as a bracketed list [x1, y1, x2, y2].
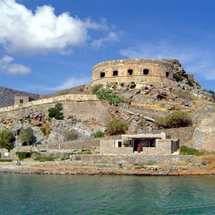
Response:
[0, 86, 39, 108]
[0, 59, 214, 153]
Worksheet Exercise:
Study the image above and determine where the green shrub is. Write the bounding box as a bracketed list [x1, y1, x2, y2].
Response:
[63, 130, 78, 141]
[40, 127, 47, 136]
[48, 108, 59, 118]
[48, 103, 64, 120]
[146, 160, 157, 165]
[19, 127, 35, 146]
[139, 120, 147, 127]
[130, 82, 136, 88]
[120, 83, 125, 87]
[0, 129, 15, 152]
[180, 146, 203, 156]
[55, 113, 64, 120]
[155, 111, 192, 128]
[173, 74, 183, 82]
[0, 159, 13, 162]
[94, 131, 104, 138]
[123, 140, 130, 147]
[55, 103, 63, 111]
[106, 119, 128, 135]
[16, 152, 32, 160]
[34, 157, 55, 162]
[186, 80, 194, 87]
[92, 84, 103, 94]
[96, 89, 125, 106]
[176, 91, 191, 100]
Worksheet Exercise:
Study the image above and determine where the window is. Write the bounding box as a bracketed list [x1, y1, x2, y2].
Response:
[100, 72, 105, 78]
[143, 69, 149, 75]
[20, 99, 24, 104]
[166, 72, 170, 78]
[127, 69, 133, 75]
[113, 70, 118, 76]
[118, 141, 122, 147]
[149, 139, 156, 147]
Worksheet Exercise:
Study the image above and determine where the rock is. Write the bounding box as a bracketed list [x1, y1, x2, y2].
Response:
[181, 99, 193, 107]
[193, 112, 215, 152]
[143, 117, 155, 122]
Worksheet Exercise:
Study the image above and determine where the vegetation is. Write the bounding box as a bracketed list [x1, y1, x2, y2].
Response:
[123, 140, 129, 147]
[130, 82, 136, 88]
[94, 131, 104, 138]
[16, 152, 32, 160]
[139, 119, 147, 127]
[0, 130, 14, 152]
[186, 80, 194, 87]
[63, 129, 78, 141]
[120, 82, 125, 87]
[71, 151, 92, 155]
[19, 127, 35, 146]
[146, 160, 157, 165]
[0, 159, 13, 162]
[48, 103, 64, 120]
[180, 146, 203, 156]
[155, 111, 192, 128]
[40, 127, 47, 136]
[106, 119, 128, 135]
[176, 91, 191, 100]
[92, 84, 103, 94]
[173, 74, 183, 82]
[96, 89, 125, 106]
[34, 156, 55, 162]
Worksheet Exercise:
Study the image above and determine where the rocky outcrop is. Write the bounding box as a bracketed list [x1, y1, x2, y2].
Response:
[193, 112, 215, 151]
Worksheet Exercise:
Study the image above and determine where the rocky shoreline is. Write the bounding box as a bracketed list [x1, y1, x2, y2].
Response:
[1, 161, 215, 176]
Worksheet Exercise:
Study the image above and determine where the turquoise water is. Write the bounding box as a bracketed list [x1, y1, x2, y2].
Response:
[0, 174, 215, 214]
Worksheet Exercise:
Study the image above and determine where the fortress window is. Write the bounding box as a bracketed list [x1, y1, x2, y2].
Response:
[20, 99, 23, 104]
[127, 69, 133, 75]
[166, 72, 170, 78]
[100, 72, 105, 78]
[143, 69, 149, 75]
[113, 70, 118, 76]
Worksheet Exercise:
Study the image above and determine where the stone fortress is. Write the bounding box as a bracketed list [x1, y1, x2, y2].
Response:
[92, 59, 175, 87]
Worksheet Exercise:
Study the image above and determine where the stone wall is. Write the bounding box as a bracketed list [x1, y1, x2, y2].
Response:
[92, 59, 175, 86]
[71, 154, 196, 165]
[47, 139, 100, 151]
[0, 94, 98, 114]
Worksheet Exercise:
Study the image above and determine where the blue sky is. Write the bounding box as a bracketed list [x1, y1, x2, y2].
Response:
[0, 0, 215, 94]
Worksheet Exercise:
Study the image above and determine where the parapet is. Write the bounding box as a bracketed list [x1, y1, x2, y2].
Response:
[92, 58, 176, 87]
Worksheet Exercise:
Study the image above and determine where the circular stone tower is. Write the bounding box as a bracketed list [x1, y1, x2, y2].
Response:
[92, 59, 175, 87]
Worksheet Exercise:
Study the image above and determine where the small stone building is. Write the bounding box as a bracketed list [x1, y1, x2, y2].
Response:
[14, 95, 35, 105]
[100, 132, 179, 155]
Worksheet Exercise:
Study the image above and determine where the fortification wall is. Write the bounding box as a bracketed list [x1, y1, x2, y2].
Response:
[92, 59, 175, 86]
[0, 94, 98, 114]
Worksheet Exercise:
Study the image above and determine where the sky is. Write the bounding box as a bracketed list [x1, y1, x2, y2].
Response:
[0, 0, 215, 94]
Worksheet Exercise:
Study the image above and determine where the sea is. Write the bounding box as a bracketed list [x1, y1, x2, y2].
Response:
[0, 174, 215, 214]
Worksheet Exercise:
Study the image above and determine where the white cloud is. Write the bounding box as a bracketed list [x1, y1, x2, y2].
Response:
[120, 42, 215, 80]
[47, 76, 91, 91]
[0, 0, 115, 54]
[91, 32, 118, 48]
[0, 55, 31, 75]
